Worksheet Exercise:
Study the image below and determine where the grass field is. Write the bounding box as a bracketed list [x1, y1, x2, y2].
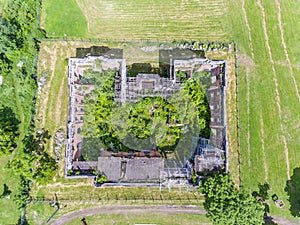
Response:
[41, 0, 228, 40]
[227, 0, 300, 219]
[0, 157, 21, 223]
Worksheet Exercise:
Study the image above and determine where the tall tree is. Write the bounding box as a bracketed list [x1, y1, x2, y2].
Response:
[200, 173, 265, 225]
[0, 107, 20, 155]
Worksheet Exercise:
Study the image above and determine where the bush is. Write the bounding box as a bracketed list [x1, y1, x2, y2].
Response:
[67, 169, 73, 176]
[97, 174, 107, 184]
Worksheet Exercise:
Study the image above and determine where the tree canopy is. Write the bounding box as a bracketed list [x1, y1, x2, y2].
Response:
[0, 107, 20, 155]
[200, 173, 265, 225]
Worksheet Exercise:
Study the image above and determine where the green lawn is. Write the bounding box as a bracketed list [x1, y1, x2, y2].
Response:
[42, 0, 87, 37]
[42, 0, 228, 40]
[65, 212, 210, 225]
[0, 157, 21, 223]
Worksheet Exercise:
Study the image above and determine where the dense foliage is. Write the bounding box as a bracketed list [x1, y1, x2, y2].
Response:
[79, 69, 119, 160]
[182, 78, 211, 138]
[111, 96, 182, 152]
[200, 173, 265, 225]
[192, 71, 212, 91]
[0, 107, 20, 155]
[93, 70, 119, 147]
[0, 0, 56, 213]
[12, 176, 31, 209]
[90, 70, 210, 155]
[10, 130, 57, 185]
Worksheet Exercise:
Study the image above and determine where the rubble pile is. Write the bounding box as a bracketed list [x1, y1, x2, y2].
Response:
[54, 129, 64, 161]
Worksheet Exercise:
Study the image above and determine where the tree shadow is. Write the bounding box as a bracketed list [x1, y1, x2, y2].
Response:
[252, 182, 270, 213]
[285, 167, 300, 217]
[264, 215, 278, 225]
[0, 184, 11, 198]
[17, 215, 29, 225]
[251, 183, 279, 224]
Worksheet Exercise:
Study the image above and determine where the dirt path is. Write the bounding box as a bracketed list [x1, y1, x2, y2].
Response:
[49, 63, 66, 155]
[274, 0, 300, 103]
[241, 0, 254, 59]
[40, 46, 58, 128]
[241, 0, 254, 168]
[237, 53, 255, 183]
[259, 110, 268, 181]
[54, 76, 65, 128]
[246, 67, 251, 168]
[257, 0, 290, 180]
[50, 205, 207, 225]
[44, 181, 93, 189]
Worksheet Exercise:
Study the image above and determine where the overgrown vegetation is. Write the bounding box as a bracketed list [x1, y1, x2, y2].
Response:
[85, 70, 210, 156]
[111, 96, 183, 153]
[11, 131, 57, 185]
[96, 174, 107, 184]
[0, 0, 57, 221]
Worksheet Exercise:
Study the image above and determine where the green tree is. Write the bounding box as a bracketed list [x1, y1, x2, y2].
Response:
[13, 175, 30, 209]
[176, 70, 188, 82]
[0, 107, 20, 155]
[33, 152, 57, 185]
[11, 131, 57, 183]
[200, 173, 265, 225]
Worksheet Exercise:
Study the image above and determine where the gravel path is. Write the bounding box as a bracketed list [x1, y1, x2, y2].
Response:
[50, 205, 206, 225]
[50, 204, 300, 225]
[51, 205, 300, 225]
